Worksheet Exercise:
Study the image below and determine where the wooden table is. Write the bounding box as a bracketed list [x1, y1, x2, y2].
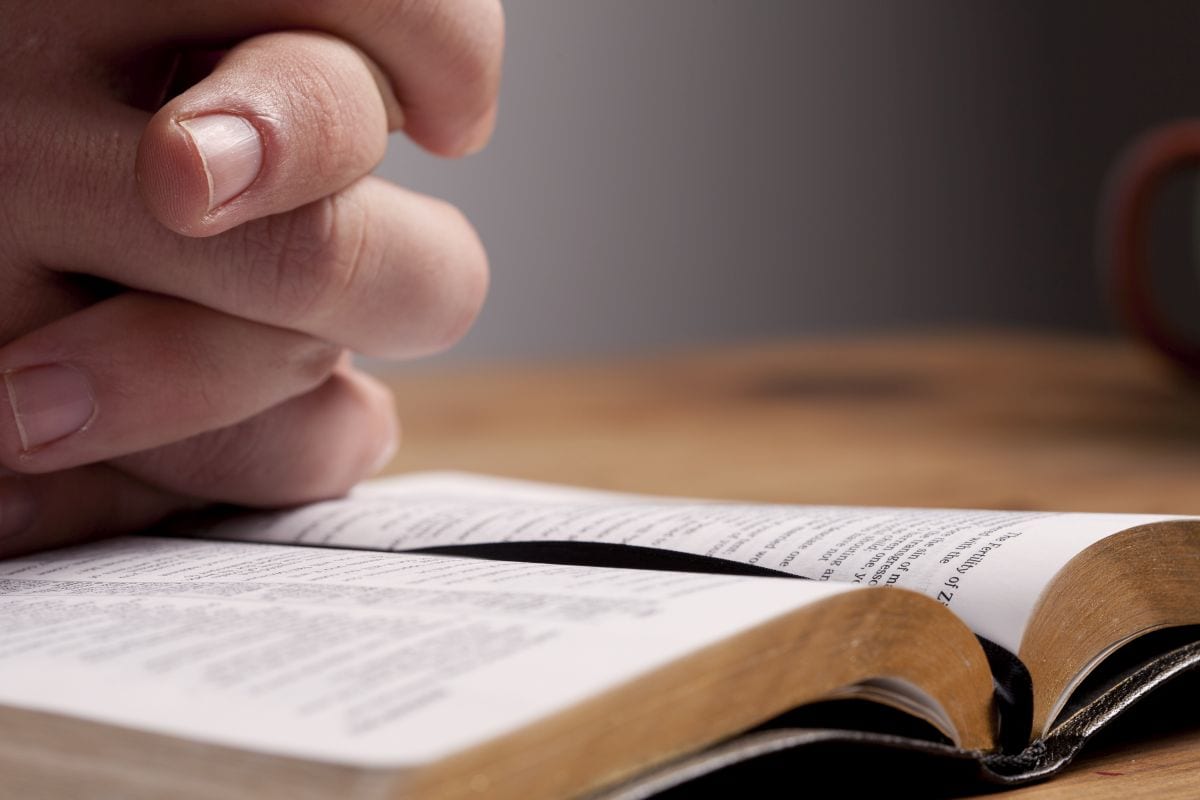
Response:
[381, 331, 1200, 799]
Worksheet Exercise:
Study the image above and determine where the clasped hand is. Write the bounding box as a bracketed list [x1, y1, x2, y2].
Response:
[0, 1, 502, 553]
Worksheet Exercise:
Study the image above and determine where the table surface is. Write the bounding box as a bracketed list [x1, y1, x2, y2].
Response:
[380, 331, 1200, 799]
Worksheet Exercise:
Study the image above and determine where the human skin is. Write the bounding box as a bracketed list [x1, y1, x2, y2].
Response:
[0, 1, 504, 554]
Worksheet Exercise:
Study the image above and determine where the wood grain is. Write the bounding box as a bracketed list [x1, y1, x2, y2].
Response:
[384, 331, 1200, 513]
[379, 330, 1200, 799]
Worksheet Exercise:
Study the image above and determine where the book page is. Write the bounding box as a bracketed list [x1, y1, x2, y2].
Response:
[0, 536, 856, 768]
[197, 472, 1184, 654]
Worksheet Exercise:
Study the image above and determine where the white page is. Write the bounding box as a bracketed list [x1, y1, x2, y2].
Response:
[0, 536, 857, 768]
[197, 472, 1184, 654]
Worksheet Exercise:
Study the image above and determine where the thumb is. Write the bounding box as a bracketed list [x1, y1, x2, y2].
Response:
[137, 31, 393, 237]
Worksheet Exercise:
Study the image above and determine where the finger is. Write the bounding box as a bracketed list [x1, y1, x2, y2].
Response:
[0, 366, 397, 556]
[334, 0, 505, 155]
[37, 106, 489, 358]
[0, 293, 343, 472]
[138, 31, 391, 237]
[0, 267, 107, 346]
[0, 466, 190, 559]
[123, 0, 505, 157]
[114, 364, 399, 507]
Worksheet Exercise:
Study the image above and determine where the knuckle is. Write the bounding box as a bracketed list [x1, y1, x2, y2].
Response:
[240, 193, 371, 327]
[151, 425, 265, 497]
[137, 414, 337, 507]
[378, 0, 504, 106]
[165, 328, 227, 419]
[284, 43, 387, 178]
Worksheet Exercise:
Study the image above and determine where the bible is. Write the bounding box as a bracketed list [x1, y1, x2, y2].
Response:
[0, 471, 1197, 799]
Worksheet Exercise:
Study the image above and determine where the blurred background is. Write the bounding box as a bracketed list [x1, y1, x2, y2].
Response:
[374, 1, 1200, 365]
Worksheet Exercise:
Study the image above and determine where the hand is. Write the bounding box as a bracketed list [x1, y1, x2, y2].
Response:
[0, 1, 503, 554]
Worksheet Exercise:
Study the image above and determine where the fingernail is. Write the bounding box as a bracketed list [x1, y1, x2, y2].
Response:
[3, 365, 96, 452]
[0, 477, 34, 540]
[179, 114, 263, 211]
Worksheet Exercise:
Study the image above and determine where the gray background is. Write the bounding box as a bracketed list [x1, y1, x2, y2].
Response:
[374, 1, 1200, 364]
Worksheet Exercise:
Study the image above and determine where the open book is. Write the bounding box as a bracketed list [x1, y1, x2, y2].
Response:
[1, 472, 1197, 799]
